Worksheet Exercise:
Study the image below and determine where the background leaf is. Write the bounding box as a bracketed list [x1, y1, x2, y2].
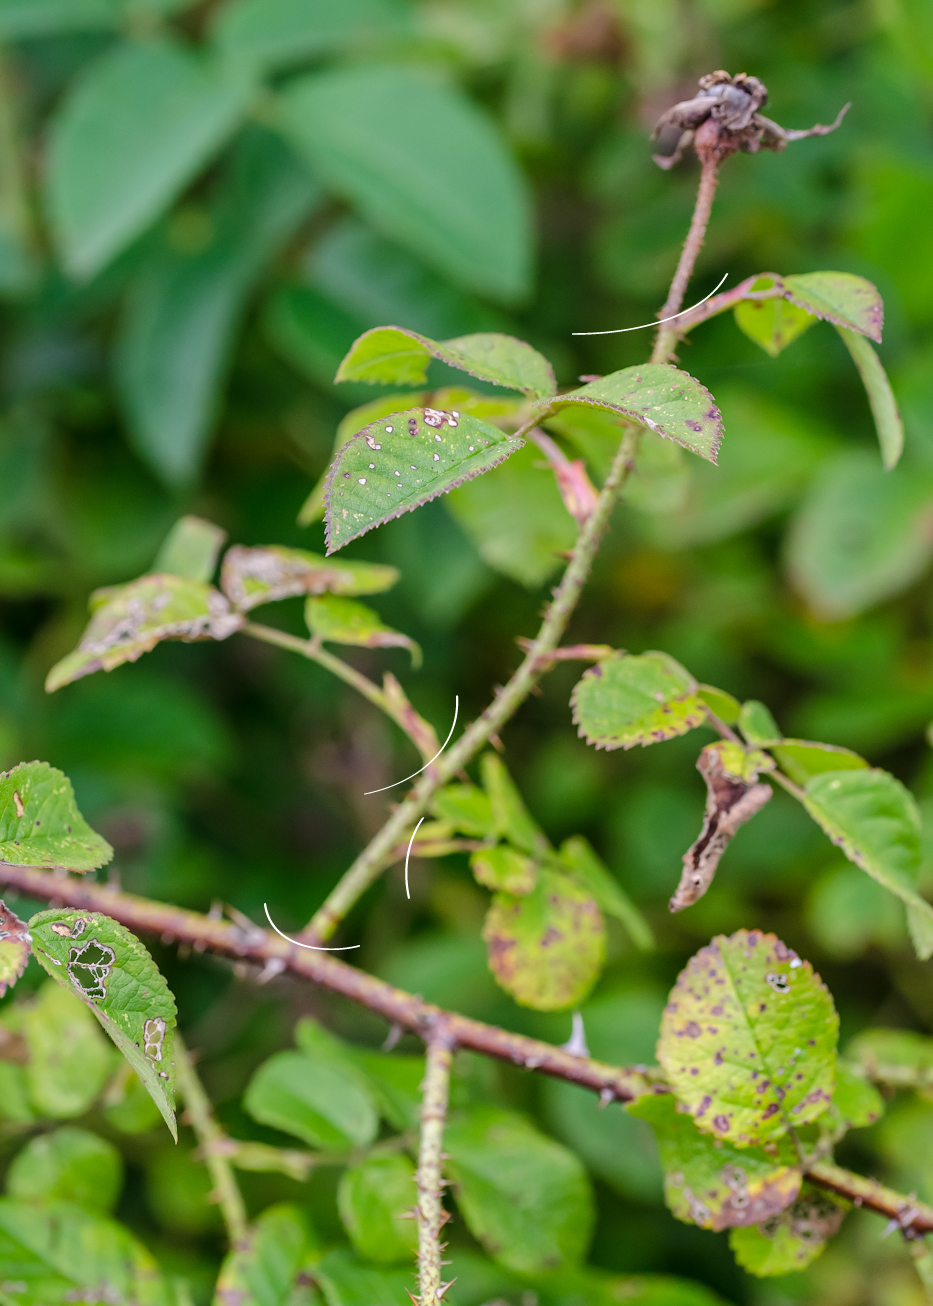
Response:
[337, 1155, 419, 1264]
[214, 1203, 315, 1306]
[222, 545, 397, 611]
[210, 0, 409, 76]
[6, 1126, 122, 1212]
[304, 594, 420, 666]
[20, 982, 113, 1119]
[0, 901, 30, 994]
[153, 515, 226, 583]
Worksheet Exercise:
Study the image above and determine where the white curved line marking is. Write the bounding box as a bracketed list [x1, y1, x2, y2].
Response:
[264, 903, 360, 951]
[572, 274, 729, 336]
[364, 695, 459, 795]
[404, 817, 426, 900]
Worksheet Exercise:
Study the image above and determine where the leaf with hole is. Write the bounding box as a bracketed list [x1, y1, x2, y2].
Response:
[657, 929, 838, 1146]
[537, 364, 722, 463]
[556, 835, 653, 950]
[734, 277, 815, 357]
[782, 272, 883, 342]
[771, 740, 868, 787]
[336, 326, 555, 397]
[571, 651, 705, 751]
[0, 761, 112, 872]
[837, 325, 904, 469]
[30, 910, 178, 1139]
[728, 1186, 846, 1277]
[304, 595, 420, 667]
[338, 1155, 419, 1265]
[223, 545, 398, 612]
[215, 1204, 316, 1306]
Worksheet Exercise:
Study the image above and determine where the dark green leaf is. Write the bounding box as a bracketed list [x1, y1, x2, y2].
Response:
[738, 700, 780, 747]
[30, 909, 178, 1139]
[336, 327, 555, 398]
[538, 365, 722, 463]
[0, 901, 30, 994]
[265, 282, 366, 395]
[222, 545, 398, 612]
[471, 845, 537, 894]
[20, 981, 113, 1120]
[444, 1105, 594, 1274]
[244, 1044, 378, 1150]
[337, 1155, 418, 1264]
[557, 835, 654, 950]
[46, 38, 250, 278]
[657, 929, 838, 1146]
[276, 65, 532, 302]
[543, 1079, 663, 1204]
[324, 406, 524, 553]
[783, 271, 883, 342]
[431, 784, 496, 838]
[313, 1248, 412, 1306]
[45, 574, 244, 692]
[211, 0, 409, 75]
[305, 595, 420, 667]
[7, 1126, 122, 1213]
[0, 0, 120, 37]
[771, 740, 869, 786]
[480, 752, 549, 854]
[0, 762, 112, 871]
[571, 651, 704, 751]
[630, 1094, 801, 1232]
[837, 325, 905, 469]
[728, 1186, 846, 1277]
[215, 1203, 316, 1306]
[734, 277, 815, 356]
[482, 868, 605, 1011]
[152, 515, 226, 582]
[697, 685, 741, 725]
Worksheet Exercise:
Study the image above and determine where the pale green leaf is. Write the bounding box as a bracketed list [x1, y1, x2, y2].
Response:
[697, 685, 741, 725]
[771, 739, 868, 786]
[556, 835, 654, 950]
[538, 364, 722, 463]
[222, 545, 398, 612]
[630, 1094, 801, 1232]
[482, 867, 605, 1011]
[471, 845, 538, 894]
[783, 271, 884, 342]
[46, 38, 250, 279]
[313, 1247, 412, 1306]
[480, 752, 549, 854]
[21, 982, 113, 1120]
[276, 65, 532, 302]
[305, 594, 420, 667]
[837, 325, 905, 469]
[820, 1062, 883, 1130]
[806, 862, 905, 960]
[153, 515, 226, 582]
[444, 1105, 594, 1275]
[0, 0, 120, 37]
[738, 700, 780, 746]
[0, 1061, 34, 1125]
[0, 762, 112, 871]
[336, 327, 555, 398]
[244, 1050, 378, 1150]
[337, 1155, 418, 1264]
[7, 1127, 122, 1213]
[571, 651, 704, 751]
[431, 784, 496, 838]
[728, 1186, 846, 1277]
[211, 0, 409, 75]
[0, 901, 30, 994]
[30, 910, 178, 1139]
[214, 1204, 316, 1306]
[45, 574, 244, 692]
[734, 276, 816, 357]
[102, 1063, 164, 1134]
[657, 929, 838, 1145]
[324, 405, 524, 553]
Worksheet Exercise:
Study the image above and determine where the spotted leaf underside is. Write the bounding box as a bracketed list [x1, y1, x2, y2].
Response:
[30, 908, 177, 1139]
[325, 407, 524, 552]
[657, 929, 838, 1146]
[0, 760, 112, 871]
[221, 544, 398, 612]
[571, 651, 705, 751]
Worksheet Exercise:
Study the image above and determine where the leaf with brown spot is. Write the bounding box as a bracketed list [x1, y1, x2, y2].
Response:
[221, 544, 399, 612]
[570, 651, 705, 752]
[482, 868, 605, 1011]
[657, 929, 838, 1147]
[729, 1184, 846, 1276]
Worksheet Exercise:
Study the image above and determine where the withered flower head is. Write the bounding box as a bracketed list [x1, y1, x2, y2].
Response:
[651, 70, 850, 170]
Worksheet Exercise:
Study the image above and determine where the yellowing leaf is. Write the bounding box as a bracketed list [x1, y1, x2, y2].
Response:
[571, 651, 704, 751]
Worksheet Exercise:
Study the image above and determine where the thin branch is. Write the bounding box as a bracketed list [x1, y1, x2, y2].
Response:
[415, 1031, 455, 1306]
[174, 1034, 248, 1245]
[652, 158, 721, 364]
[515, 640, 615, 664]
[805, 1161, 933, 1235]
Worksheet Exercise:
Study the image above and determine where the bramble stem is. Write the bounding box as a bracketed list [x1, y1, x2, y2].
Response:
[175, 1035, 248, 1245]
[416, 1032, 455, 1306]
[652, 157, 720, 364]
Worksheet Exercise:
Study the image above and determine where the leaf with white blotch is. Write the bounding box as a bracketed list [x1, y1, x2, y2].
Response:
[481, 752, 550, 854]
[537, 364, 722, 464]
[45, 573, 244, 692]
[630, 1094, 801, 1232]
[802, 768, 933, 958]
[783, 272, 883, 343]
[305, 595, 420, 668]
[215, 1203, 316, 1306]
[571, 651, 705, 751]
[482, 867, 605, 1011]
[222, 544, 398, 612]
[0, 761, 112, 871]
[29, 909, 177, 1140]
[336, 327, 555, 397]
[0, 902, 30, 996]
[471, 845, 538, 895]
[729, 1186, 846, 1277]
[837, 325, 904, 470]
[734, 276, 815, 357]
[557, 835, 654, 951]
[324, 406, 524, 553]
[771, 740, 868, 787]
[154, 515, 226, 582]
[657, 929, 839, 1146]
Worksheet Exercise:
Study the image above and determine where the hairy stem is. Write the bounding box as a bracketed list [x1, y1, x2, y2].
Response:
[174, 1035, 248, 1245]
[652, 157, 720, 364]
[416, 1032, 455, 1306]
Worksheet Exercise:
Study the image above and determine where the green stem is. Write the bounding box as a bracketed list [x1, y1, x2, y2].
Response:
[416, 1032, 455, 1306]
[175, 1035, 248, 1245]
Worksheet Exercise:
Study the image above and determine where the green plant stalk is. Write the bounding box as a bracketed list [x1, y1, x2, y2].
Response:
[415, 1032, 455, 1306]
[174, 1034, 249, 1245]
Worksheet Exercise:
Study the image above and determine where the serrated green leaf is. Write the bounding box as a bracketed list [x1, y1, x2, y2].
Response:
[728, 1186, 846, 1276]
[45, 38, 250, 279]
[324, 406, 524, 553]
[0, 901, 30, 994]
[570, 651, 704, 751]
[537, 364, 722, 463]
[470, 845, 538, 894]
[837, 325, 905, 469]
[337, 1155, 418, 1265]
[0, 762, 112, 871]
[244, 1049, 378, 1150]
[697, 685, 741, 725]
[153, 515, 226, 583]
[657, 929, 838, 1146]
[783, 271, 883, 342]
[45, 574, 244, 692]
[734, 276, 816, 357]
[556, 835, 653, 950]
[444, 1105, 594, 1275]
[482, 867, 605, 1011]
[336, 326, 555, 398]
[214, 1203, 316, 1306]
[7, 1127, 123, 1213]
[771, 740, 869, 786]
[277, 66, 532, 302]
[738, 700, 780, 747]
[222, 545, 398, 612]
[802, 768, 933, 957]
[629, 1093, 801, 1231]
[313, 1247, 412, 1306]
[210, 0, 409, 75]
[304, 594, 420, 668]
[480, 753, 549, 854]
[432, 784, 496, 838]
[20, 982, 113, 1120]
[30, 910, 178, 1139]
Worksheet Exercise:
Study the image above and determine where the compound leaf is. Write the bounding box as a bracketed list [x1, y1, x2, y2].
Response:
[324, 406, 523, 552]
[0, 901, 30, 995]
[734, 277, 815, 357]
[571, 651, 704, 751]
[771, 740, 868, 787]
[0, 761, 112, 871]
[336, 327, 555, 398]
[783, 272, 883, 343]
[337, 1155, 418, 1265]
[305, 595, 420, 667]
[837, 325, 904, 470]
[215, 1203, 315, 1306]
[222, 545, 398, 612]
[657, 929, 838, 1146]
[728, 1186, 846, 1277]
[30, 909, 177, 1139]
